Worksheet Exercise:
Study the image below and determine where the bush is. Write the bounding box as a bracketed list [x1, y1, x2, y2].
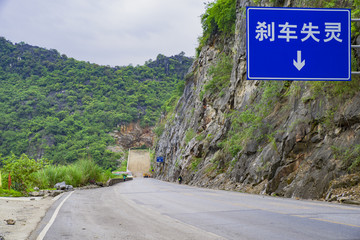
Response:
[351, 0, 360, 37]
[197, 0, 237, 55]
[1, 153, 49, 192]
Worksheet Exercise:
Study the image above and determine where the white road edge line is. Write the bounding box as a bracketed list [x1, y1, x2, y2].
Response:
[36, 191, 75, 240]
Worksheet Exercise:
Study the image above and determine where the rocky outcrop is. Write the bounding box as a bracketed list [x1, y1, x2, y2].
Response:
[29, 189, 64, 197]
[108, 122, 154, 167]
[154, 0, 360, 202]
[54, 181, 74, 191]
[110, 122, 154, 149]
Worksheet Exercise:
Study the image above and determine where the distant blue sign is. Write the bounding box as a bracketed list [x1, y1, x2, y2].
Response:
[246, 7, 351, 81]
[156, 157, 164, 163]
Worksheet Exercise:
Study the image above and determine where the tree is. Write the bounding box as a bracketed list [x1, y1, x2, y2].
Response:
[1, 153, 49, 191]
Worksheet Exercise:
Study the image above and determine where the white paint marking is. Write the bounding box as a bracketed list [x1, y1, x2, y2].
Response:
[293, 50, 305, 71]
[36, 191, 74, 240]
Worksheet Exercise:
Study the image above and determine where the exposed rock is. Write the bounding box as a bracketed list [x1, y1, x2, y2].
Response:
[324, 173, 360, 204]
[54, 182, 74, 191]
[96, 182, 104, 187]
[338, 198, 360, 205]
[5, 219, 16, 225]
[110, 122, 154, 149]
[244, 140, 258, 155]
[29, 189, 64, 197]
[48, 190, 63, 197]
[54, 181, 66, 190]
[28, 191, 41, 197]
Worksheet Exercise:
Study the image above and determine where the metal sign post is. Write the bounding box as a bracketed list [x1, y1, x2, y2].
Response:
[246, 7, 351, 81]
[351, 18, 360, 75]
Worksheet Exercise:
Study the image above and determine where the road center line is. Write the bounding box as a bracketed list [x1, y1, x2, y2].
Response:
[36, 191, 74, 240]
[309, 218, 360, 228]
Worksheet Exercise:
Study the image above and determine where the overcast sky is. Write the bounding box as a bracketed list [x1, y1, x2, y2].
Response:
[0, 0, 206, 66]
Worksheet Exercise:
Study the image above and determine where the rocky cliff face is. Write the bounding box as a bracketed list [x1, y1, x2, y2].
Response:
[154, 0, 360, 203]
[108, 122, 154, 166]
[110, 122, 154, 149]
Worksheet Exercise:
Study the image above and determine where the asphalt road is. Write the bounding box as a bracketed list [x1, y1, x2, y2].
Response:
[31, 178, 360, 240]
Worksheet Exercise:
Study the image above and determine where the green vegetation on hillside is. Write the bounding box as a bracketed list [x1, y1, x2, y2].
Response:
[200, 52, 233, 100]
[197, 0, 237, 56]
[221, 81, 283, 157]
[332, 144, 360, 172]
[0, 38, 192, 169]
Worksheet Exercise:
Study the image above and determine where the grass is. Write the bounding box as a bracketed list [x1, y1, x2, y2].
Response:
[201, 53, 232, 100]
[191, 157, 202, 172]
[0, 188, 23, 197]
[332, 144, 360, 172]
[185, 129, 196, 145]
[32, 159, 114, 189]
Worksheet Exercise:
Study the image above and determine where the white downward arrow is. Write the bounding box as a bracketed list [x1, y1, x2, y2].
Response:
[293, 50, 305, 71]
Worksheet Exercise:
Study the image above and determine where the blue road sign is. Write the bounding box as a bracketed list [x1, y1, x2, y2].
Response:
[156, 157, 164, 163]
[246, 7, 351, 81]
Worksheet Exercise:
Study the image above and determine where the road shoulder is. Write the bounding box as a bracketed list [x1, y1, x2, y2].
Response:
[0, 196, 56, 240]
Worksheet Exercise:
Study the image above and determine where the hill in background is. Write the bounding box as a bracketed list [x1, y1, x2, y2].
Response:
[0, 37, 193, 169]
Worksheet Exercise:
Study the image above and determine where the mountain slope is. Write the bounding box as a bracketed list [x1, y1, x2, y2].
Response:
[0, 37, 192, 168]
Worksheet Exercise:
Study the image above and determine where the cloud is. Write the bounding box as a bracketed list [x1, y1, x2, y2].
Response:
[0, 0, 205, 66]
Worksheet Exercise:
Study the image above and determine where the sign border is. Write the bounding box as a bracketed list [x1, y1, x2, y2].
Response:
[246, 7, 351, 81]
